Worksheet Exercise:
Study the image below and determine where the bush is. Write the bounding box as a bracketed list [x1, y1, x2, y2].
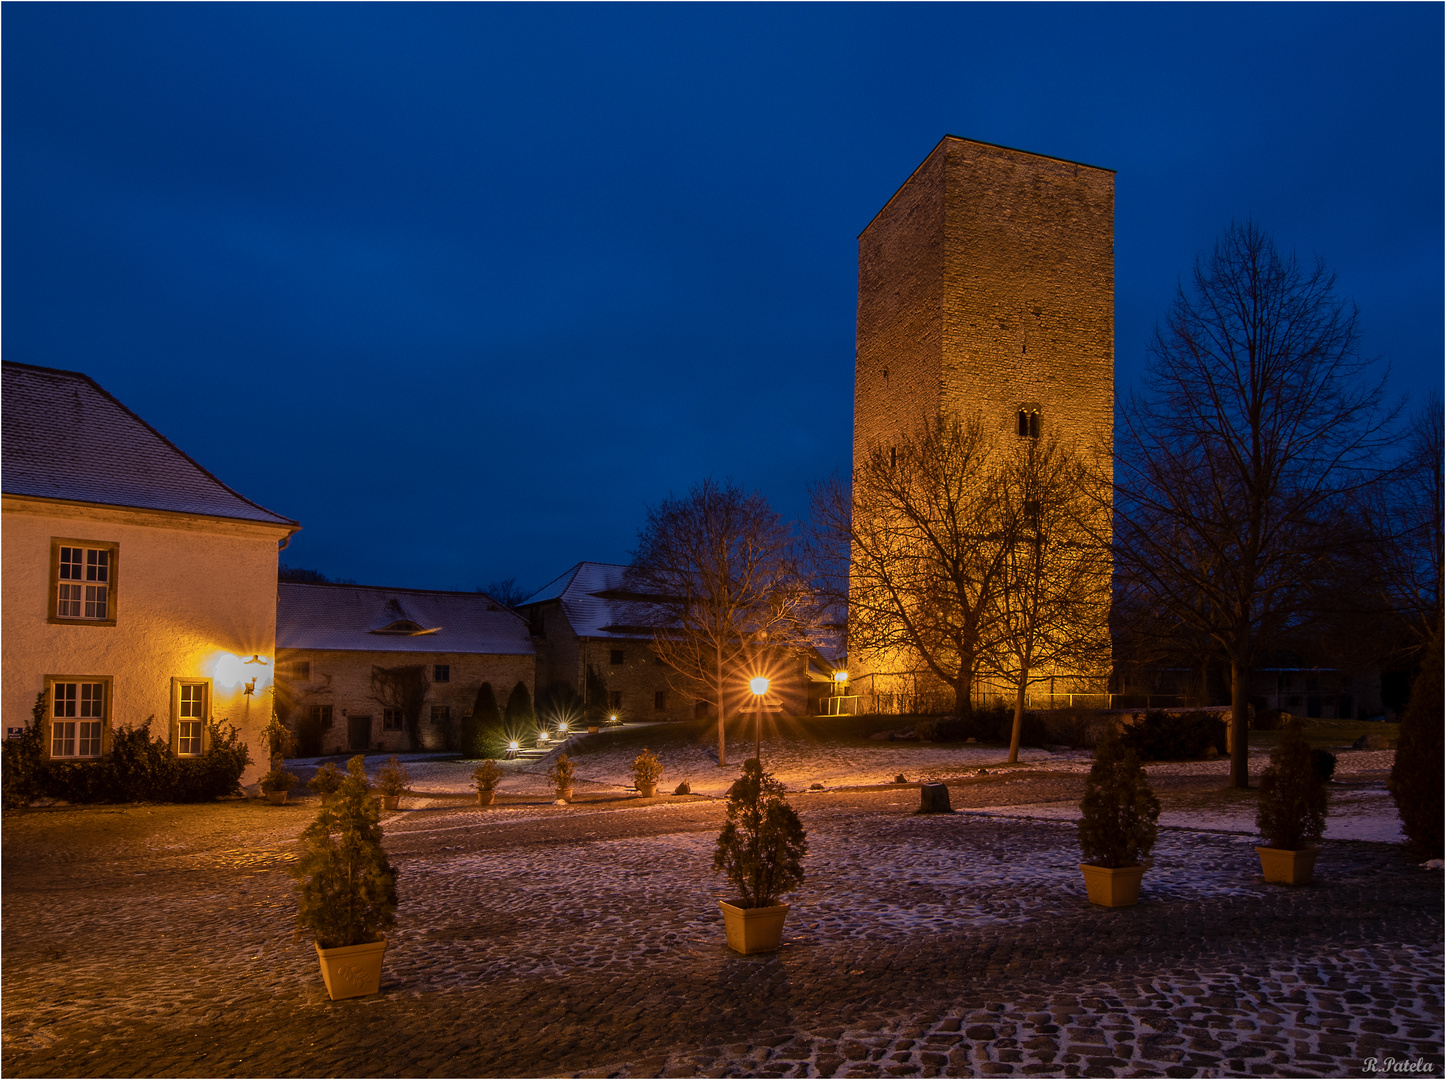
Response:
[1257, 720, 1328, 850]
[1037, 709, 1112, 750]
[1310, 748, 1337, 783]
[1253, 708, 1290, 731]
[547, 753, 576, 795]
[1119, 710, 1225, 761]
[1079, 732, 1160, 868]
[260, 768, 299, 794]
[3, 694, 49, 809]
[310, 762, 345, 797]
[472, 759, 502, 793]
[5, 708, 251, 806]
[505, 682, 536, 729]
[632, 749, 664, 789]
[713, 759, 807, 908]
[460, 683, 502, 759]
[1390, 625, 1443, 856]
[293, 756, 398, 949]
[375, 756, 409, 797]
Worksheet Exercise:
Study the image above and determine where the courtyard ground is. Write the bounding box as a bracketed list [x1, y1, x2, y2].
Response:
[2, 725, 1439, 1078]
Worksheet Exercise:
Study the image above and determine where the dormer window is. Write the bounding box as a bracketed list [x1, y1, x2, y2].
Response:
[370, 620, 437, 636]
[1017, 404, 1042, 439]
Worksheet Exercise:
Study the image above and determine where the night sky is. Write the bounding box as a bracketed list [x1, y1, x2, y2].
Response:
[5, 4, 1441, 596]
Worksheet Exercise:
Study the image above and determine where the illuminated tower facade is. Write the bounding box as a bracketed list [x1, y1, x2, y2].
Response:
[852, 136, 1115, 709]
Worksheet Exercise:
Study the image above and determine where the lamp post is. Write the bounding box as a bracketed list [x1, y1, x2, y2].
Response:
[749, 676, 770, 762]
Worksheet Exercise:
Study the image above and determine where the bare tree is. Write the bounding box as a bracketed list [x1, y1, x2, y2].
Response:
[482, 577, 530, 609]
[1376, 401, 1444, 653]
[625, 479, 807, 767]
[1117, 221, 1391, 788]
[821, 414, 1012, 717]
[989, 435, 1113, 762]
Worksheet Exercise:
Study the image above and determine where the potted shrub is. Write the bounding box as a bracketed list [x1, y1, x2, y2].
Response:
[548, 753, 576, 802]
[1256, 720, 1328, 884]
[1078, 731, 1160, 907]
[472, 759, 502, 806]
[632, 748, 664, 797]
[294, 756, 397, 1000]
[260, 767, 299, 806]
[376, 756, 409, 811]
[713, 758, 808, 953]
[309, 762, 344, 798]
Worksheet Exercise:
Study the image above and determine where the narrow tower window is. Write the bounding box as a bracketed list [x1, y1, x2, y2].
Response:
[1016, 405, 1042, 439]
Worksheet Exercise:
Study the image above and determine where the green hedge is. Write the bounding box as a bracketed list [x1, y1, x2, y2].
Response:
[2, 695, 250, 808]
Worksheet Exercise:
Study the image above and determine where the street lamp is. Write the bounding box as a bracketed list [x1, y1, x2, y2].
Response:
[749, 676, 770, 762]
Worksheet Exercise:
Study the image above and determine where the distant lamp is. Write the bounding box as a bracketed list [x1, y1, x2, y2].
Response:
[506, 739, 520, 760]
[610, 714, 618, 723]
[537, 731, 549, 744]
[750, 677, 770, 696]
[834, 670, 848, 683]
[749, 676, 770, 761]
[558, 721, 569, 733]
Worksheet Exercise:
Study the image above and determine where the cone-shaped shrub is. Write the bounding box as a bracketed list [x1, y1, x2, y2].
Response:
[1257, 720, 1328, 850]
[547, 753, 576, 796]
[461, 683, 502, 759]
[1079, 730, 1160, 868]
[294, 756, 398, 949]
[632, 748, 664, 788]
[1390, 624, 1443, 856]
[714, 759, 808, 908]
[505, 682, 536, 729]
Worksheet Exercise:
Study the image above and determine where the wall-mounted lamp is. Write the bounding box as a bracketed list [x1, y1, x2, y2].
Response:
[243, 678, 257, 696]
[244, 654, 268, 666]
[834, 670, 848, 683]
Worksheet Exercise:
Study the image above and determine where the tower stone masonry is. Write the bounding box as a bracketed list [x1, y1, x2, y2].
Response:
[852, 136, 1115, 711]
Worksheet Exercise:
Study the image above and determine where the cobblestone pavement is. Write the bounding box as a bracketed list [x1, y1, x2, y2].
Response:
[2, 775, 1441, 1078]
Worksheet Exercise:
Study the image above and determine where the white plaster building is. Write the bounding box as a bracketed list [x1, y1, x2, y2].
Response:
[1, 362, 298, 784]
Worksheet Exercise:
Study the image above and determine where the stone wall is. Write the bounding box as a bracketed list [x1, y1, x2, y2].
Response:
[275, 647, 535, 755]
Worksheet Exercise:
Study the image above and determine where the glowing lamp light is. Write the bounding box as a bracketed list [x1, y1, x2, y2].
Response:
[507, 740, 520, 752]
[750, 676, 770, 696]
[537, 731, 549, 744]
[834, 670, 848, 683]
[610, 714, 618, 722]
[558, 721, 569, 733]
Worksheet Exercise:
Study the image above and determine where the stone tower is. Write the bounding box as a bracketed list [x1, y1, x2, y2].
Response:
[852, 136, 1115, 709]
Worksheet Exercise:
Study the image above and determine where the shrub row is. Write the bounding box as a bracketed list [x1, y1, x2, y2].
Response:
[2, 697, 250, 808]
[910, 706, 1230, 760]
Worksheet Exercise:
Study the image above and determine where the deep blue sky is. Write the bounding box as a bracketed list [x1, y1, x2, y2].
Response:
[6, 4, 1441, 596]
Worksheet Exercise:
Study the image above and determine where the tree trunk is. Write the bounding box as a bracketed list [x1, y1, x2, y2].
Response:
[953, 668, 972, 717]
[1009, 670, 1028, 764]
[1230, 659, 1250, 789]
[716, 643, 727, 768]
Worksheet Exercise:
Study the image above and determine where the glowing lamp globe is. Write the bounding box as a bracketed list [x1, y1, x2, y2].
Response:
[750, 677, 770, 696]
[507, 740, 520, 752]
[834, 670, 848, 683]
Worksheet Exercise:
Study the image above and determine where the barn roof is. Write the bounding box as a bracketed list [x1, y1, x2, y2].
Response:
[520, 561, 651, 640]
[277, 582, 535, 655]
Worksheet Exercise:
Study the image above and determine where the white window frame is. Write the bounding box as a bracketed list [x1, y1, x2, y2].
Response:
[46, 676, 111, 759]
[170, 678, 211, 757]
[50, 539, 119, 625]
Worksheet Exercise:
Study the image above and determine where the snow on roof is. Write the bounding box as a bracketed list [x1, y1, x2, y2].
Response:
[519, 561, 649, 640]
[2, 362, 296, 527]
[277, 582, 535, 655]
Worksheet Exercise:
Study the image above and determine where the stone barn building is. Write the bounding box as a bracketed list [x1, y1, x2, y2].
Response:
[852, 136, 1115, 711]
[275, 582, 534, 754]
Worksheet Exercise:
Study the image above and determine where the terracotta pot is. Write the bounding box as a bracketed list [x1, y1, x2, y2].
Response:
[1078, 863, 1146, 907]
[381, 795, 400, 811]
[719, 900, 789, 954]
[314, 938, 387, 1001]
[477, 790, 496, 806]
[637, 782, 658, 798]
[557, 787, 573, 803]
[265, 790, 288, 806]
[1256, 845, 1318, 885]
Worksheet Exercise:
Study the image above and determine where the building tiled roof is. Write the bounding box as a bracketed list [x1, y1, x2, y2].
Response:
[277, 582, 535, 655]
[520, 561, 649, 640]
[2, 362, 297, 527]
